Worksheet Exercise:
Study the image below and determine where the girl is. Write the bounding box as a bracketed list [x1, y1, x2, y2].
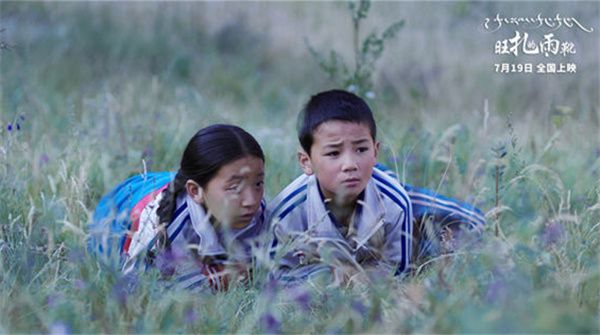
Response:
[89, 124, 266, 290]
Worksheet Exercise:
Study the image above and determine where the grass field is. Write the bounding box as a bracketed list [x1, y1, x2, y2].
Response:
[1, 2, 599, 333]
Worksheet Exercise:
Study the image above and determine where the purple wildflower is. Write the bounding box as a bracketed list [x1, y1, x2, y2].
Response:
[293, 289, 311, 311]
[19, 114, 25, 121]
[542, 222, 566, 246]
[142, 146, 153, 158]
[263, 277, 279, 302]
[73, 279, 86, 290]
[111, 273, 138, 306]
[49, 321, 70, 335]
[67, 248, 84, 263]
[351, 300, 368, 315]
[371, 303, 383, 323]
[259, 313, 281, 334]
[490, 265, 505, 278]
[16, 123, 20, 130]
[47, 292, 63, 308]
[184, 307, 197, 325]
[155, 246, 187, 277]
[39, 153, 50, 166]
[7, 123, 12, 131]
[142, 146, 154, 168]
[485, 279, 507, 304]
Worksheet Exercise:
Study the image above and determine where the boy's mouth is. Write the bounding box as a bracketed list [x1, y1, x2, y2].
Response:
[341, 177, 361, 187]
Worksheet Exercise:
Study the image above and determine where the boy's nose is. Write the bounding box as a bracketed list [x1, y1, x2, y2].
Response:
[341, 154, 358, 172]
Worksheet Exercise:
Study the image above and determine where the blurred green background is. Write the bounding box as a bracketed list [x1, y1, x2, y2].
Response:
[0, 1, 598, 333]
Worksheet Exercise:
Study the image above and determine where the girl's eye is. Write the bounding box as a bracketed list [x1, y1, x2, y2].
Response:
[226, 184, 240, 192]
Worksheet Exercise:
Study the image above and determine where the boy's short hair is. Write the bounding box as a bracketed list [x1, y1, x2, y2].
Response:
[297, 89, 377, 155]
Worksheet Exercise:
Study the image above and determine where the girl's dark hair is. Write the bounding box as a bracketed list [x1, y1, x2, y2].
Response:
[154, 124, 264, 250]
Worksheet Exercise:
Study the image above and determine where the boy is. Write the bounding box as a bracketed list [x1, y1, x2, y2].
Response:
[269, 89, 485, 281]
[269, 89, 412, 282]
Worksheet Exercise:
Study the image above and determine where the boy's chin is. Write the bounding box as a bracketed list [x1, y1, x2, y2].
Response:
[331, 191, 362, 207]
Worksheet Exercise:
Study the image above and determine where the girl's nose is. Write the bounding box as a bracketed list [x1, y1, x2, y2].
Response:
[241, 188, 259, 208]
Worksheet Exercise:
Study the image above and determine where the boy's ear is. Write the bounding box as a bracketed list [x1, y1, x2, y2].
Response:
[185, 180, 204, 204]
[298, 149, 314, 175]
[374, 141, 380, 158]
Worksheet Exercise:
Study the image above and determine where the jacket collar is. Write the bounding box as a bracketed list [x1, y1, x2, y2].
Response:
[305, 174, 385, 251]
[177, 193, 262, 259]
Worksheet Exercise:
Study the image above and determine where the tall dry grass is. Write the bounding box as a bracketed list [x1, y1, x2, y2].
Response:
[0, 1, 598, 333]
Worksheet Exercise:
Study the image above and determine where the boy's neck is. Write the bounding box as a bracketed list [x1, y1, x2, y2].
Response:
[316, 181, 357, 227]
[325, 199, 356, 227]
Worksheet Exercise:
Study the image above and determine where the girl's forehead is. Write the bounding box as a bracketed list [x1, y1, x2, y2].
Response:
[215, 156, 264, 179]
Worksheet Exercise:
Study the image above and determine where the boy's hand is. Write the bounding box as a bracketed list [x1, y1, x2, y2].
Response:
[293, 241, 321, 265]
[202, 262, 253, 292]
[202, 263, 230, 291]
[331, 264, 373, 288]
[228, 261, 253, 285]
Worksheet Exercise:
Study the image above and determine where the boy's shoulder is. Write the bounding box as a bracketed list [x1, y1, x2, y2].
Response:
[368, 166, 412, 220]
[267, 173, 310, 225]
[267, 166, 412, 223]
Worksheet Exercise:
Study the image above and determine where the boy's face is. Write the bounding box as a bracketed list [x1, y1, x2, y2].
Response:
[298, 120, 379, 206]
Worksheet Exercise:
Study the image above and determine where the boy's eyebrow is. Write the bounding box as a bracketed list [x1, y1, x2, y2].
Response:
[322, 138, 371, 148]
[322, 141, 343, 148]
[351, 138, 370, 145]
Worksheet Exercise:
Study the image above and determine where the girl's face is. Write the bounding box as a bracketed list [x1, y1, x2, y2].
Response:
[202, 155, 265, 229]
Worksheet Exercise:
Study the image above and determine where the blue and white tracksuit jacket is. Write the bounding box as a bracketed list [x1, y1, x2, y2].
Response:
[89, 172, 267, 290]
[268, 165, 486, 279]
[268, 167, 413, 280]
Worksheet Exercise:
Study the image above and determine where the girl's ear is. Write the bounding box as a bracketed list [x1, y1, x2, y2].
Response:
[185, 180, 204, 204]
[298, 149, 314, 175]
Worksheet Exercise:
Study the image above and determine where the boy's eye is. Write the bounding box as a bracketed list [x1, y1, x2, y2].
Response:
[356, 147, 369, 153]
[325, 151, 339, 157]
[256, 180, 264, 188]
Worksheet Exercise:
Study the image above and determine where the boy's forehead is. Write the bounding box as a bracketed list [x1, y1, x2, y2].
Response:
[310, 121, 375, 152]
[313, 120, 372, 138]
